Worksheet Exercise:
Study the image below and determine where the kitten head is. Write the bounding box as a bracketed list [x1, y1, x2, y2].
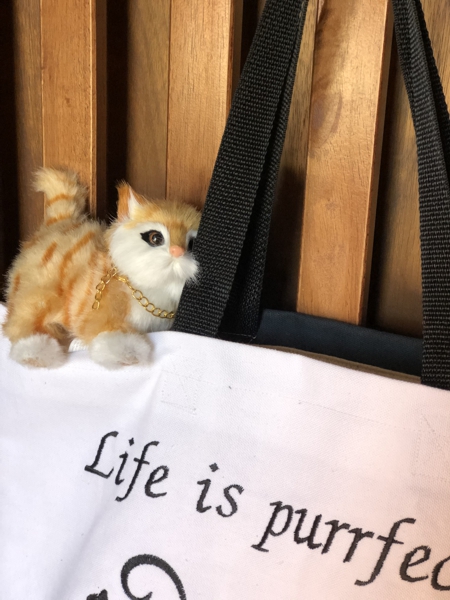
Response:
[108, 183, 201, 300]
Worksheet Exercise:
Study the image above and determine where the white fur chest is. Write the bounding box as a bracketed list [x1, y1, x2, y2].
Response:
[126, 300, 169, 333]
[125, 282, 182, 333]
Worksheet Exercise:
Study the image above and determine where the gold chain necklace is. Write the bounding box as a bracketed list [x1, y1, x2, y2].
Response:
[92, 266, 175, 319]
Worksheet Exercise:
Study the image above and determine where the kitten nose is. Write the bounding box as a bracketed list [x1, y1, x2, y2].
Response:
[169, 245, 185, 257]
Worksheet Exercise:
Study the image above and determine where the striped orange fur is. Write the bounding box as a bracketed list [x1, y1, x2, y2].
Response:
[56, 230, 97, 296]
[45, 213, 76, 226]
[41, 241, 58, 265]
[45, 192, 70, 206]
[11, 273, 21, 296]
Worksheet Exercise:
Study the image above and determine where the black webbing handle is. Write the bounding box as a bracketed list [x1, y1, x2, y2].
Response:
[392, 0, 450, 389]
[174, 0, 450, 390]
[173, 0, 310, 338]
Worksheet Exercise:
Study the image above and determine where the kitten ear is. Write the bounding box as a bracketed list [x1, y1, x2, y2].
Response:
[116, 182, 143, 221]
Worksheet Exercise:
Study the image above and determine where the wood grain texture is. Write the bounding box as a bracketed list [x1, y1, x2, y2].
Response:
[13, 0, 44, 240]
[264, 0, 318, 310]
[296, 0, 393, 324]
[126, 0, 170, 200]
[40, 0, 107, 217]
[369, 0, 450, 337]
[166, 0, 242, 208]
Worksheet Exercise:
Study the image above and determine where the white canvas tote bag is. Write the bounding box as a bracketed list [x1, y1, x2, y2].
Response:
[1, 302, 450, 600]
[2, 0, 450, 598]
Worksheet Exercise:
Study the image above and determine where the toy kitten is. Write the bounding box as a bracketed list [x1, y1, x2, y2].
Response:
[3, 168, 201, 369]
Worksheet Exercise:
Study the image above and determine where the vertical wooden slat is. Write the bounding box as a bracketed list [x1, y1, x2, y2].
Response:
[296, 0, 393, 324]
[40, 0, 106, 217]
[166, 0, 242, 208]
[369, 0, 450, 337]
[13, 0, 43, 240]
[126, 0, 170, 199]
[264, 0, 319, 310]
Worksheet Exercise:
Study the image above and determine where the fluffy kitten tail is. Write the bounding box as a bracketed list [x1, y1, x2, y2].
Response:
[34, 167, 88, 226]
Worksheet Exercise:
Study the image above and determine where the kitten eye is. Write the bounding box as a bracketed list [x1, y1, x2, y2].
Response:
[141, 230, 165, 247]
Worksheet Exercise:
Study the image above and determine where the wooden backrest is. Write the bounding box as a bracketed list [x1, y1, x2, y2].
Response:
[1, 0, 450, 338]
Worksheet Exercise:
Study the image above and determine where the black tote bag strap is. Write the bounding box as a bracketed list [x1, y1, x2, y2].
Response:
[173, 0, 310, 338]
[392, 0, 450, 389]
[174, 0, 450, 390]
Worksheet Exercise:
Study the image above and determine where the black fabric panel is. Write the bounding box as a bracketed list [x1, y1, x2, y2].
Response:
[255, 310, 423, 378]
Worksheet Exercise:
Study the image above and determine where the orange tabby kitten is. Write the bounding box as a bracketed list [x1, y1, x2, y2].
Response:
[3, 168, 201, 369]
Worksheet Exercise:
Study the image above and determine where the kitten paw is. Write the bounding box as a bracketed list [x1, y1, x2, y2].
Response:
[10, 334, 67, 368]
[89, 332, 152, 369]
